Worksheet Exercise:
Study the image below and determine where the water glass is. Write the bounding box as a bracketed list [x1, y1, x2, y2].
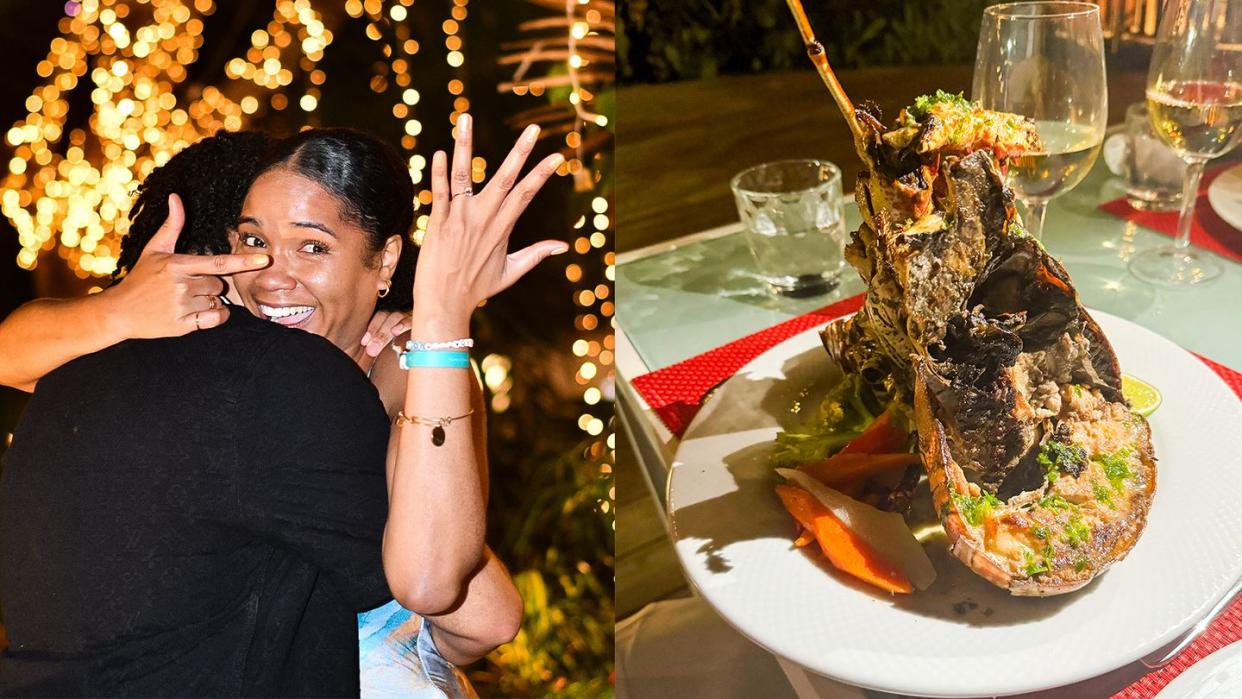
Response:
[730, 159, 847, 297]
[1122, 103, 1186, 211]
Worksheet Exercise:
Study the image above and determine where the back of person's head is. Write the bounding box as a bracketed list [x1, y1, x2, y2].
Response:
[114, 130, 275, 281]
[253, 127, 417, 311]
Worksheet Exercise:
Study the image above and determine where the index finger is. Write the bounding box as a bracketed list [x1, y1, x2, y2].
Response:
[173, 252, 270, 277]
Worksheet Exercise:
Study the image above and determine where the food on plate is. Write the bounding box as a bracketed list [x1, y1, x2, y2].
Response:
[797, 452, 920, 493]
[775, 484, 914, 594]
[777, 469, 936, 593]
[916, 376, 1157, 594]
[775, 0, 1157, 596]
[1122, 374, 1163, 417]
[771, 375, 924, 514]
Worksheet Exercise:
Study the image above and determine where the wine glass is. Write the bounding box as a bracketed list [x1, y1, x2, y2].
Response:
[973, 2, 1107, 241]
[1130, 0, 1242, 286]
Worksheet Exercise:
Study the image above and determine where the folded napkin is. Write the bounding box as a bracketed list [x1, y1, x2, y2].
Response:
[1099, 164, 1242, 264]
[629, 293, 1242, 698]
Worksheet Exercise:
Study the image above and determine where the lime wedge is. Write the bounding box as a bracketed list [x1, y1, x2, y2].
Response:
[1122, 374, 1162, 417]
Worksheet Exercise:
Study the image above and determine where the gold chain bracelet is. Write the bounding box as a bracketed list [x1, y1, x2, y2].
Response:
[393, 409, 475, 446]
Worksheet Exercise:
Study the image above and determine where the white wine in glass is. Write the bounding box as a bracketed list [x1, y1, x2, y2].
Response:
[973, 2, 1107, 240]
[1148, 81, 1242, 156]
[1131, 0, 1242, 286]
[1006, 121, 1103, 200]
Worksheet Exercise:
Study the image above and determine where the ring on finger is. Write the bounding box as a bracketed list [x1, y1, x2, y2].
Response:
[451, 185, 473, 200]
[194, 311, 202, 330]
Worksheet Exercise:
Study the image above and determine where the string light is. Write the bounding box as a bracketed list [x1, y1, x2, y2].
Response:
[357, 0, 430, 242]
[3, 0, 335, 276]
[222, 0, 334, 116]
[481, 353, 514, 413]
[4, 0, 217, 276]
[444, 1, 470, 148]
[504, 0, 616, 517]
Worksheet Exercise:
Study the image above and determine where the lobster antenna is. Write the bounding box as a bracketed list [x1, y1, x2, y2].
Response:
[784, 0, 866, 146]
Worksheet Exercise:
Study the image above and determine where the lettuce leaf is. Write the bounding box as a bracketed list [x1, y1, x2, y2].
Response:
[770, 374, 877, 468]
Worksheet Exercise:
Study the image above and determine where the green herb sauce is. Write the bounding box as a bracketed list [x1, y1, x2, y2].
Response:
[954, 491, 1001, 527]
[1038, 441, 1087, 482]
[1065, 516, 1091, 548]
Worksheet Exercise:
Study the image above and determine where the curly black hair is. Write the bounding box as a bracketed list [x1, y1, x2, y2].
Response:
[254, 127, 418, 312]
[113, 130, 275, 282]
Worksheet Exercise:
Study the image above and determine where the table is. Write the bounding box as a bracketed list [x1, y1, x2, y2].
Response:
[615, 138, 1242, 696]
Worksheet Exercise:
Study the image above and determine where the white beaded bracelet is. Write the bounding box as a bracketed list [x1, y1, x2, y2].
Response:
[403, 338, 474, 351]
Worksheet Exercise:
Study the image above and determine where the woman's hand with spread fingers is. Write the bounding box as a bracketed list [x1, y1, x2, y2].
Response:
[411, 113, 568, 336]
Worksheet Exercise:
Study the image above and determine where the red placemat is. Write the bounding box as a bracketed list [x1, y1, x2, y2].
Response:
[629, 293, 864, 437]
[1099, 163, 1242, 263]
[630, 295, 1242, 698]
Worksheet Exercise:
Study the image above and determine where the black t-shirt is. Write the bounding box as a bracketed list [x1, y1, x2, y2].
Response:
[0, 310, 392, 697]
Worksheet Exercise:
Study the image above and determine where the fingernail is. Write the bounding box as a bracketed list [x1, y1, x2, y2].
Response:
[549, 153, 565, 168]
[524, 124, 540, 143]
[251, 254, 269, 266]
[551, 245, 570, 256]
[361, 333, 372, 345]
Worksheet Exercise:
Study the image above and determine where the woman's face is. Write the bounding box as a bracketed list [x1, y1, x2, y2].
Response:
[229, 167, 398, 351]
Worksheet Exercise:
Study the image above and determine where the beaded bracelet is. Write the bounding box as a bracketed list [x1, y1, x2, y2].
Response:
[404, 338, 474, 351]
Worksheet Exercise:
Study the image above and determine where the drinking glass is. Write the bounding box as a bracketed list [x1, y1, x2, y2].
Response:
[973, 2, 1108, 240]
[1130, 0, 1242, 286]
[730, 159, 846, 297]
[1122, 102, 1188, 211]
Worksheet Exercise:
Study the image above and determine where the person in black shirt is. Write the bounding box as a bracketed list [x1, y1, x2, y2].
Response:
[0, 309, 390, 695]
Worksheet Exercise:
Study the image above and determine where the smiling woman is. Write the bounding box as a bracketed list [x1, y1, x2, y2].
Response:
[230, 128, 414, 351]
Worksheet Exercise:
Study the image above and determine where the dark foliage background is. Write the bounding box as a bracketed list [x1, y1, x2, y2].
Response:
[617, 0, 999, 84]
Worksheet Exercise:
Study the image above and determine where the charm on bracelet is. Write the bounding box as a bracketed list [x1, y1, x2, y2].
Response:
[394, 409, 475, 446]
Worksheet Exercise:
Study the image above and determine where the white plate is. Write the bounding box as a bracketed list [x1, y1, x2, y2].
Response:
[1156, 641, 1242, 699]
[666, 310, 1242, 697]
[1206, 163, 1242, 232]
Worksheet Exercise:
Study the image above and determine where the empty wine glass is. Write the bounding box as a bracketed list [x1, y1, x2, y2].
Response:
[1130, 0, 1242, 286]
[973, 2, 1108, 241]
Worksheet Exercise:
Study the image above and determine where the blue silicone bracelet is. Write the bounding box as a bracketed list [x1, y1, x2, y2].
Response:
[399, 349, 471, 370]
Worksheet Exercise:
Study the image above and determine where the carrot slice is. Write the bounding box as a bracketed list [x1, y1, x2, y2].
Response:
[775, 485, 913, 594]
[838, 409, 907, 455]
[793, 525, 815, 548]
[798, 452, 920, 490]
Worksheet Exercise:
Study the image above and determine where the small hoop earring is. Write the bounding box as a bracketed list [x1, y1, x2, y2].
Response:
[378, 280, 392, 298]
